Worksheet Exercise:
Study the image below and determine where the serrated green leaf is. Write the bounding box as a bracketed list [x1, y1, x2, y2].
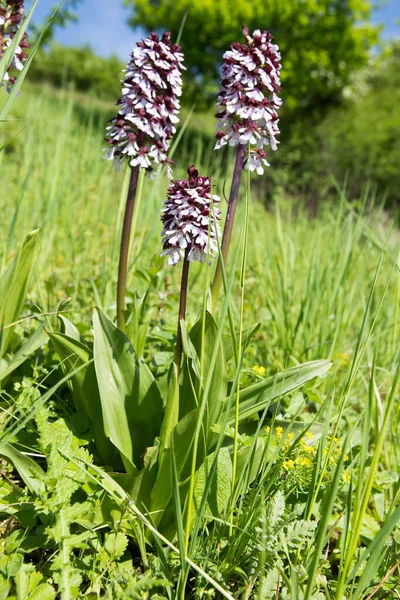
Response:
[14, 568, 56, 600]
[104, 532, 128, 558]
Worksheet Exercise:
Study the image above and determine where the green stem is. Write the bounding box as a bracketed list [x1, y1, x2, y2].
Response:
[231, 152, 250, 527]
[211, 144, 246, 310]
[116, 165, 140, 331]
[174, 248, 190, 370]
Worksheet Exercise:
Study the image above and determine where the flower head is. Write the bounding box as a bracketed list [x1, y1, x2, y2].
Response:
[214, 27, 282, 175]
[104, 32, 185, 176]
[0, 0, 30, 91]
[161, 165, 221, 266]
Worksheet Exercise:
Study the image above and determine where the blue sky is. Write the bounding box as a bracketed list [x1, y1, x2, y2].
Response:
[28, 0, 399, 60]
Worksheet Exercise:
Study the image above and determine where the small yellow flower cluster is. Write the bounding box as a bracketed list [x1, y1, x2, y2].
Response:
[252, 365, 266, 377]
[343, 470, 351, 484]
[335, 352, 350, 366]
[283, 456, 313, 471]
[322, 436, 348, 465]
[265, 425, 351, 486]
[265, 426, 318, 475]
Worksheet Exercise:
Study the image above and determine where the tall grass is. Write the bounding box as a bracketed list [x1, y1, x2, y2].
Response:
[0, 83, 399, 598]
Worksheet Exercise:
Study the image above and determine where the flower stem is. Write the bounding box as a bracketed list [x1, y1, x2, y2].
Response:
[116, 165, 140, 331]
[211, 144, 246, 310]
[174, 248, 190, 370]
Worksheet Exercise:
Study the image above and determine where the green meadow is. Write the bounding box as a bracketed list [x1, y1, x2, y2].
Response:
[0, 8, 399, 596]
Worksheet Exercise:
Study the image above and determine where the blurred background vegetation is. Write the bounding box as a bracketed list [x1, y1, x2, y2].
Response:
[16, 0, 400, 207]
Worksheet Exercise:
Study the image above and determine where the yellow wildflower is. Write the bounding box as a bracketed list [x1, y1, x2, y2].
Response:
[283, 459, 295, 470]
[276, 426, 283, 439]
[287, 433, 294, 441]
[305, 431, 314, 439]
[335, 352, 350, 366]
[265, 426, 271, 434]
[295, 457, 312, 467]
[252, 365, 266, 376]
[343, 470, 351, 484]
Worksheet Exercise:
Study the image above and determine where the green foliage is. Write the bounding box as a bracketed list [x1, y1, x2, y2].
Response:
[0, 82, 399, 598]
[93, 307, 164, 472]
[126, 0, 379, 114]
[0, 230, 39, 359]
[318, 40, 400, 204]
[0, 230, 43, 386]
[28, 43, 123, 100]
[0, 407, 157, 598]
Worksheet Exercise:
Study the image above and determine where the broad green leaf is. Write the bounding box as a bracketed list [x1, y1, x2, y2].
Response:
[159, 363, 179, 457]
[93, 308, 164, 471]
[0, 230, 39, 358]
[180, 312, 227, 428]
[132, 443, 160, 512]
[194, 447, 232, 517]
[228, 360, 332, 424]
[234, 436, 265, 487]
[0, 325, 47, 383]
[0, 443, 45, 495]
[149, 409, 202, 528]
[47, 331, 116, 466]
[125, 291, 150, 357]
[58, 315, 81, 341]
[190, 312, 227, 427]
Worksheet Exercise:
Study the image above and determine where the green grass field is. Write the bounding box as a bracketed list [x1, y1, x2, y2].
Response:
[0, 82, 399, 599]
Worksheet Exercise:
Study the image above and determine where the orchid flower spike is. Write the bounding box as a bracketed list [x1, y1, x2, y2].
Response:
[104, 32, 185, 178]
[161, 165, 221, 266]
[215, 27, 282, 175]
[0, 0, 30, 91]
